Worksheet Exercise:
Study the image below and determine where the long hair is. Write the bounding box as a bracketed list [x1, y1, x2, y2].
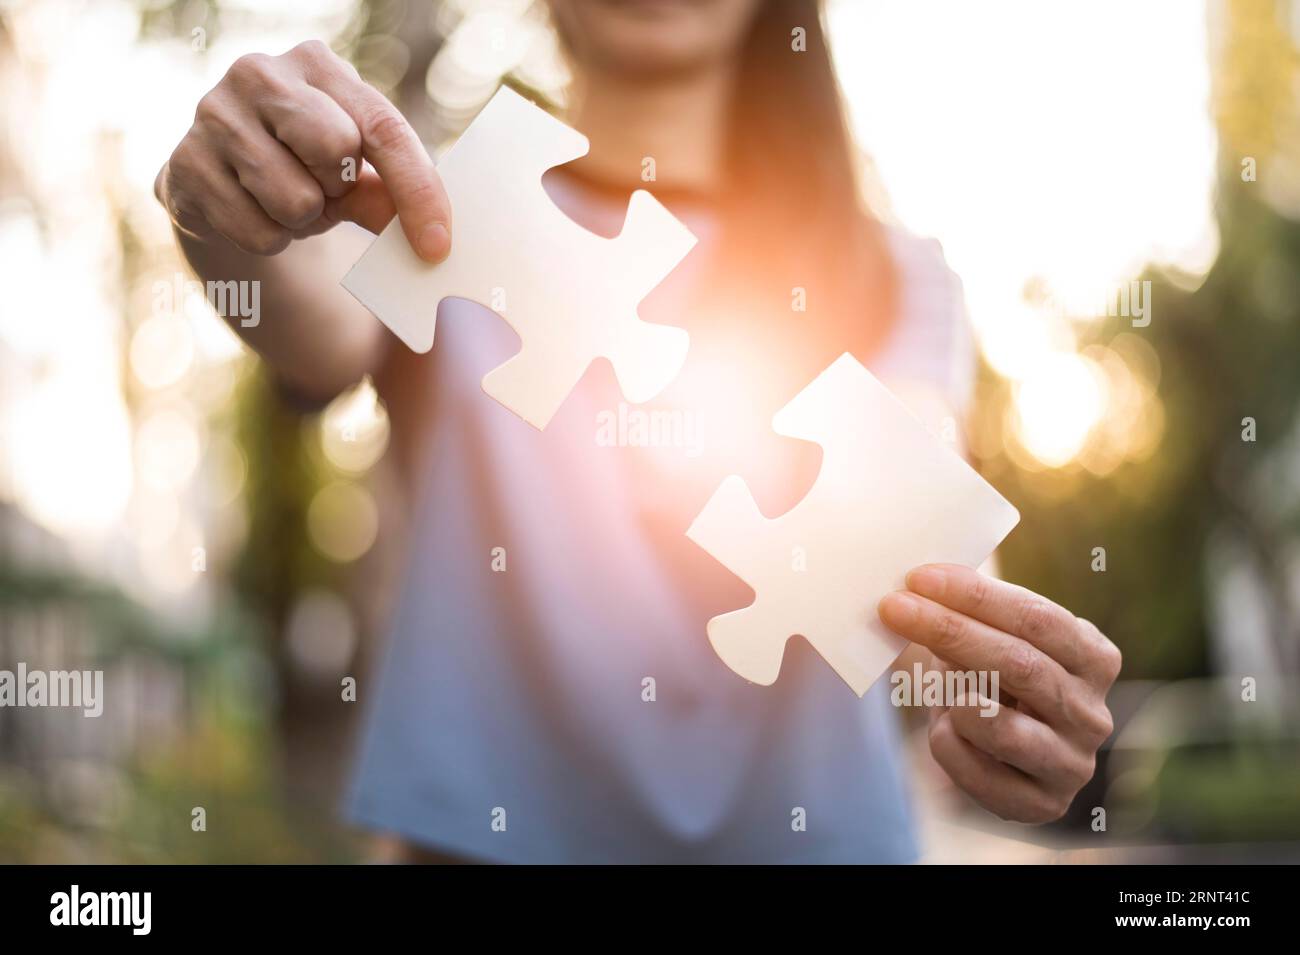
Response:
[717, 0, 897, 358]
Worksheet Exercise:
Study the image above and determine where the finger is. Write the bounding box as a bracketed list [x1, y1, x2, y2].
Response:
[1076, 615, 1124, 687]
[878, 591, 1073, 726]
[229, 133, 326, 230]
[187, 154, 291, 256]
[947, 694, 1093, 787]
[323, 164, 397, 234]
[158, 152, 217, 241]
[905, 564, 1094, 676]
[293, 44, 451, 262]
[191, 86, 323, 233]
[259, 83, 362, 199]
[927, 655, 951, 715]
[287, 166, 391, 238]
[929, 712, 1066, 824]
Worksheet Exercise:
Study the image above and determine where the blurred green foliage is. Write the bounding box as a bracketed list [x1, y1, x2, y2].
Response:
[992, 183, 1300, 681]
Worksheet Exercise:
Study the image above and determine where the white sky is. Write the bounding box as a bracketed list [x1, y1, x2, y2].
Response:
[828, 0, 1219, 378]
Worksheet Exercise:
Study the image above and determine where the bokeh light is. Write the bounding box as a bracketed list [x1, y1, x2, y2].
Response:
[1012, 352, 1106, 468]
[307, 481, 378, 563]
[319, 378, 390, 475]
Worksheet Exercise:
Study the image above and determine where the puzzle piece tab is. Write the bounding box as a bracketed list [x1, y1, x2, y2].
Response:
[686, 353, 1020, 696]
[342, 86, 697, 429]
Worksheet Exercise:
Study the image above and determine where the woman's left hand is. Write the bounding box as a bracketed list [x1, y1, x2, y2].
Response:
[878, 564, 1122, 824]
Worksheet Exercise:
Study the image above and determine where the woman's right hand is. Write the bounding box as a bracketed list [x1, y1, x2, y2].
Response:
[156, 40, 451, 263]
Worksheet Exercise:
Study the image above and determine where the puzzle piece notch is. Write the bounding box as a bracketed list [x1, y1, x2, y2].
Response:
[342, 86, 696, 430]
[686, 353, 1021, 696]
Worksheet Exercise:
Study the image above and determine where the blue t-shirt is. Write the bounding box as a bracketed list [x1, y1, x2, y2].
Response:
[348, 176, 975, 863]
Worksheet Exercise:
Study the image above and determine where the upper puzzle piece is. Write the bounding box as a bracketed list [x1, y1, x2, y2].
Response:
[342, 86, 697, 429]
[686, 353, 1021, 696]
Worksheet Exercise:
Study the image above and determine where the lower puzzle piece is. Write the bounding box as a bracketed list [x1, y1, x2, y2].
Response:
[342, 86, 697, 429]
[686, 353, 1020, 696]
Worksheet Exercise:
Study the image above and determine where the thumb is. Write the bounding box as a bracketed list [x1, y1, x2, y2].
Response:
[325, 166, 400, 237]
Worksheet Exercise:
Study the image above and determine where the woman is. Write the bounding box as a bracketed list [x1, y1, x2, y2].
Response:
[156, 0, 1121, 863]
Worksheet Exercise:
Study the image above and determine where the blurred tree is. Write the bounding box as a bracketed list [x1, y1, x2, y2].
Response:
[987, 0, 1300, 685]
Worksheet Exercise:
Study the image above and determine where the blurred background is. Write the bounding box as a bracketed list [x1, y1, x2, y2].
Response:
[0, 0, 1296, 862]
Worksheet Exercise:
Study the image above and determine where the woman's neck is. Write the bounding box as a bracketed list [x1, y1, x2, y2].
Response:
[564, 65, 736, 194]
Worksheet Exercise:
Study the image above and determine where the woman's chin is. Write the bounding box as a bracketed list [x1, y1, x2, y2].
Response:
[551, 0, 758, 78]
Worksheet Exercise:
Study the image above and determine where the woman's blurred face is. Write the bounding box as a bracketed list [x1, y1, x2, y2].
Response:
[547, 0, 764, 78]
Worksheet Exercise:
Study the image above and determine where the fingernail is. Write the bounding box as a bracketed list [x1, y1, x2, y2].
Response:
[878, 591, 920, 629]
[418, 222, 450, 263]
[906, 566, 945, 597]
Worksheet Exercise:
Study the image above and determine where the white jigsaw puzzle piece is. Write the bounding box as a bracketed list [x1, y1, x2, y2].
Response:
[341, 86, 697, 429]
[687, 353, 1021, 696]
